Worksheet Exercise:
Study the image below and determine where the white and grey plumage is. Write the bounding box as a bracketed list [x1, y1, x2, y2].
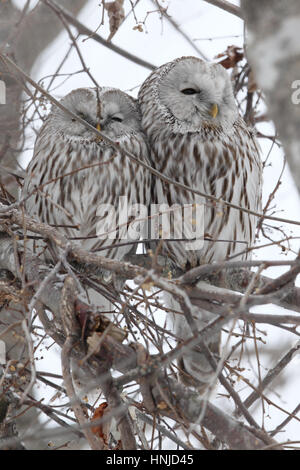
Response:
[22, 86, 152, 389]
[22, 87, 151, 265]
[138, 56, 262, 389]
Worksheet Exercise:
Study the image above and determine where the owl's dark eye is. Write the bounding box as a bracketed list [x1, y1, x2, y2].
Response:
[111, 116, 123, 123]
[181, 88, 198, 95]
[72, 112, 86, 122]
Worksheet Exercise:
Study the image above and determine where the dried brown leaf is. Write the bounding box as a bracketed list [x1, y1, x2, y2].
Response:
[104, 0, 125, 42]
[216, 45, 244, 69]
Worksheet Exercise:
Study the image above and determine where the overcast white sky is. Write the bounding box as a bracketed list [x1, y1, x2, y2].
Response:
[12, 0, 300, 446]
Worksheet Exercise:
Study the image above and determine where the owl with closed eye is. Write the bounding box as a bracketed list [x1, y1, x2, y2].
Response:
[138, 57, 262, 390]
[22, 87, 151, 262]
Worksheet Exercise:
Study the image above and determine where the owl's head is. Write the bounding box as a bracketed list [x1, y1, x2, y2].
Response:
[140, 56, 238, 133]
[47, 87, 142, 142]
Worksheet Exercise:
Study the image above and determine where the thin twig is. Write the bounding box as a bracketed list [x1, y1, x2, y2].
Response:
[151, 0, 208, 60]
[2, 54, 300, 228]
[41, 0, 156, 71]
[239, 341, 300, 416]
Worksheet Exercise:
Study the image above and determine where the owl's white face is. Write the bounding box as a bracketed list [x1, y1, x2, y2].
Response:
[48, 87, 142, 142]
[158, 58, 238, 131]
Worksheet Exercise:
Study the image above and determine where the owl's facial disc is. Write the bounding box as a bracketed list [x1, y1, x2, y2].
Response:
[98, 90, 141, 139]
[158, 58, 238, 130]
[51, 88, 101, 140]
[179, 86, 219, 121]
[51, 88, 141, 143]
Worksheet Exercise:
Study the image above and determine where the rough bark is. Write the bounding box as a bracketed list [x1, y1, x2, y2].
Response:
[241, 0, 300, 195]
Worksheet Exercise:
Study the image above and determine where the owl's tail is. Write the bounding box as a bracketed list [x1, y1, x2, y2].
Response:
[166, 292, 222, 392]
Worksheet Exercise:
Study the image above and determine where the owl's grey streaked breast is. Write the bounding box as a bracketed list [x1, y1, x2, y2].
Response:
[138, 56, 262, 390]
[22, 87, 151, 261]
[138, 56, 262, 269]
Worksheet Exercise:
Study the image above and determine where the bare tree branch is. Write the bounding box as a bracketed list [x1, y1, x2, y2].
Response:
[41, 0, 156, 71]
[240, 341, 300, 416]
[0, 0, 90, 192]
[151, 0, 208, 60]
[2, 52, 300, 231]
[202, 0, 243, 19]
[1, 0, 299, 449]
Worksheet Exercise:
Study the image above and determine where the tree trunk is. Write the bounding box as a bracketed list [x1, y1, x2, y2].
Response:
[0, 0, 89, 194]
[241, 0, 300, 196]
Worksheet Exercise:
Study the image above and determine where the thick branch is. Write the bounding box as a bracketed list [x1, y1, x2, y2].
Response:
[0, 227, 286, 449]
[150, 375, 277, 450]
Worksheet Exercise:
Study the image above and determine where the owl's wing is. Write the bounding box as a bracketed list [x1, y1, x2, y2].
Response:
[192, 125, 262, 261]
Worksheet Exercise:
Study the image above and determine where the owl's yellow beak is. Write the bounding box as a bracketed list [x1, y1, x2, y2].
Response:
[95, 123, 103, 142]
[209, 103, 219, 119]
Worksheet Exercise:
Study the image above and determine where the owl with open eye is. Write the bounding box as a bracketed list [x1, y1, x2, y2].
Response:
[22, 87, 151, 261]
[138, 56, 262, 390]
